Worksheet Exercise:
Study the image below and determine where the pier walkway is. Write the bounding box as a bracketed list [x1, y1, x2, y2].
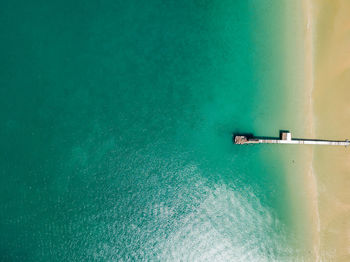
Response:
[234, 131, 350, 146]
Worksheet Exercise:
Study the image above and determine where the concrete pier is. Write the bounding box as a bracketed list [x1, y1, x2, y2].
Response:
[234, 131, 350, 146]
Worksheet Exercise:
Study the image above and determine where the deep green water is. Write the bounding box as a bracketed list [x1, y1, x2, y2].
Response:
[0, 0, 303, 261]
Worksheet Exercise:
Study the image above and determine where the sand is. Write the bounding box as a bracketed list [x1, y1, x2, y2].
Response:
[308, 0, 350, 261]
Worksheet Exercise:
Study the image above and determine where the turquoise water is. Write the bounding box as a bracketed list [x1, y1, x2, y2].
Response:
[0, 0, 302, 260]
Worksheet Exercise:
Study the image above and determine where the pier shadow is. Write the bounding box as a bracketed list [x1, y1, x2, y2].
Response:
[279, 130, 290, 136]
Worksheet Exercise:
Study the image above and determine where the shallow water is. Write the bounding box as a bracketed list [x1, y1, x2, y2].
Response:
[0, 0, 303, 260]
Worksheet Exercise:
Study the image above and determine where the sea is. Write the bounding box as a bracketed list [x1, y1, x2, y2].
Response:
[0, 0, 306, 261]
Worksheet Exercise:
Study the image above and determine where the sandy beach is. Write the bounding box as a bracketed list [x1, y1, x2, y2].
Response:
[306, 0, 350, 261]
[313, 0, 350, 260]
[284, 1, 350, 260]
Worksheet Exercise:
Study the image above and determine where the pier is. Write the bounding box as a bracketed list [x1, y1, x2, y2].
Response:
[234, 131, 350, 146]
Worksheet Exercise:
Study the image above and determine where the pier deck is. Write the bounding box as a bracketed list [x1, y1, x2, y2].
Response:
[234, 132, 349, 146]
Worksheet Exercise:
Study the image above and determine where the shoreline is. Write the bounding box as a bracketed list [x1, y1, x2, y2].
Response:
[282, 0, 320, 259]
[301, 0, 321, 260]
